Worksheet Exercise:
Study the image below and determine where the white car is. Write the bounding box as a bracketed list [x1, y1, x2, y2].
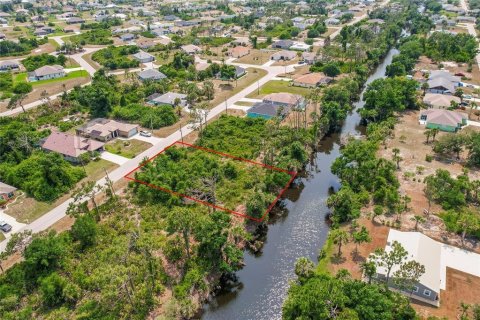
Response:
[140, 130, 152, 137]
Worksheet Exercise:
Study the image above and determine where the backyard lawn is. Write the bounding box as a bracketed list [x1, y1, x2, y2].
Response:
[246, 80, 311, 99]
[5, 159, 118, 223]
[105, 139, 153, 159]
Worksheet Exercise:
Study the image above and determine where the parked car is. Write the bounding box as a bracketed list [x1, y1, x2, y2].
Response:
[140, 130, 152, 137]
[0, 221, 12, 232]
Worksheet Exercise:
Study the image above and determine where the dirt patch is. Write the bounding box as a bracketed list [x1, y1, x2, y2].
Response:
[413, 268, 480, 319]
[234, 49, 273, 65]
[328, 217, 390, 278]
[22, 76, 90, 105]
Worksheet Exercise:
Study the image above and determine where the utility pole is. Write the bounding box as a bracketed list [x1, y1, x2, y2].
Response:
[180, 124, 184, 143]
[257, 80, 260, 95]
[225, 98, 228, 114]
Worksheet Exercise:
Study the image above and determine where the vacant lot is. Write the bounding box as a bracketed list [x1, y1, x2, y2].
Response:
[246, 80, 311, 99]
[234, 49, 273, 65]
[209, 67, 268, 107]
[105, 139, 152, 159]
[5, 159, 118, 223]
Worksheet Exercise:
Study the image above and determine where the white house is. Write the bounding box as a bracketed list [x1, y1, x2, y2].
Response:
[28, 65, 66, 82]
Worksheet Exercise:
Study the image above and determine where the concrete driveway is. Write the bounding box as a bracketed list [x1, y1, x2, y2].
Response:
[100, 151, 130, 165]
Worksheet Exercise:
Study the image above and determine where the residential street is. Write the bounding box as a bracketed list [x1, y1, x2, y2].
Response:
[0, 59, 296, 252]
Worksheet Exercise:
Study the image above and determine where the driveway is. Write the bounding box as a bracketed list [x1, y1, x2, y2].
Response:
[0, 197, 27, 238]
[126, 133, 163, 144]
[100, 151, 130, 165]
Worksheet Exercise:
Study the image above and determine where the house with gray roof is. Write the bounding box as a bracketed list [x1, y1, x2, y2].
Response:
[28, 65, 65, 82]
[0, 60, 20, 71]
[120, 33, 136, 42]
[272, 40, 294, 50]
[138, 69, 167, 81]
[147, 92, 187, 107]
[0, 182, 16, 202]
[133, 51, 155, 63]
[247, 102, 289, 119]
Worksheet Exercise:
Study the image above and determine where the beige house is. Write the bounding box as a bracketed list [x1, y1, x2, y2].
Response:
[76, 119, 139, 142]
[293, 73, 332, 88]
[423, 93, 461, 109]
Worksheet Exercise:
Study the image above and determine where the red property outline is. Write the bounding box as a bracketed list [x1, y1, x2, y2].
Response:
[124, 141, 297, 222]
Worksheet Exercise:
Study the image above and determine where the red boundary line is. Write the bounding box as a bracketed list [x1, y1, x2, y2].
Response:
[124, 141, 297, 222]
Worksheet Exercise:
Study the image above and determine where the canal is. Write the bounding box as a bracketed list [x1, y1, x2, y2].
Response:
[201, 48, 399, 320]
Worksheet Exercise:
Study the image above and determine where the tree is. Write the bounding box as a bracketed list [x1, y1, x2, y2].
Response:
[421, 82, 429, 96]
[352, 226, 371, 254]
[393, 260, 425, 295]
[456, 210, 480, 247]
[39, 272, 67, 307]
[392, 148, 402, 170]
[330, 228, 349, 257]
[203, 80, 215, 100]
[424, 129, 432, 144]
[431, 128, 439, 142]
[294, 257, 315, 281]
[8, 93, 27, 113]
[371, 240, 408, 284]
[360, 261, 377, 284]
[165, 207, 199, 264]
[455, 88, 464, 103]
[410, 215, 425, 230]
[71, 214, 97, 249]
[323, 63, 341, 78]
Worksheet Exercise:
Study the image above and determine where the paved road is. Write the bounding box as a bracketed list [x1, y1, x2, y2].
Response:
[0, 59, 296, 252]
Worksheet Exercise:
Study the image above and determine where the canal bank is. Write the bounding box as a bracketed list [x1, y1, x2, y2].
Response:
[200, 48, 399, 320]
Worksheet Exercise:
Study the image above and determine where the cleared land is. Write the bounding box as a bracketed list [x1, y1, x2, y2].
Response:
[246, 79, 311, 99]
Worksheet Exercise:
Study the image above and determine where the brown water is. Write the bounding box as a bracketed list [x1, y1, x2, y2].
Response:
[200, 48, 399, 320]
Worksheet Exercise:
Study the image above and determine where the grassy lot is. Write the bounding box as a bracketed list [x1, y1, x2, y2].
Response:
[246, 80, 311, 99]
[234, 49, 273, 65]
[105, 139, 152, 159]
[0, 233, 5, 242]
[13, 70, 89, 86]
[209, 68, 268, 108]
[5, 159, 118, 223]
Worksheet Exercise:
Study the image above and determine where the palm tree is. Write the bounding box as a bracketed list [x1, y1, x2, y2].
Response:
[430, 128, 439, 142]
[410, 215, 425, 230]
[329, 229, 349, 257]
[424, 129, 432, 144]
[421, 82, 429, 96]
[392, 148, 402, 170]
[360, 261, 377, 284]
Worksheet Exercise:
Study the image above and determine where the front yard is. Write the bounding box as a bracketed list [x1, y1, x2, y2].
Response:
[105, 139, 153, 159]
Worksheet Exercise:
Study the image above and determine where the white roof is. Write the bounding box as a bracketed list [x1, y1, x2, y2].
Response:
[380, 229, 480, 293]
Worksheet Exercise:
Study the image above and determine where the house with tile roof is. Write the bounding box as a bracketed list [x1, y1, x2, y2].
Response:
[42, 132, 105, 163]
[76, 119, 139, 142]
[293, 73, 332, 88]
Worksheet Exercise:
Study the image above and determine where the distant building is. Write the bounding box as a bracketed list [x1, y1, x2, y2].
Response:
[120, 33, 136, 42]
[76, 119, 139, 142]
[41, 132, 105, 163]
[247, 102, 289, 119]
[0, 60, 20, 71]
[133, 51, 155, 63]
[293, 73, 332, 88]
[181, 44, 201, 55]
[137, 68, 167, 81]
[271, 50, 297, 61]
[272, 40, 294, 50]
[423, 93, 461, 109]
[229, 46, 250, 58]
[419, 109, 467, 132]
[66, 17, 85, 24]
[147, 92, 187, 107]
[301, 52, 318, 65]
[290, 42, 311, 51]
[28, 65, 65, 82]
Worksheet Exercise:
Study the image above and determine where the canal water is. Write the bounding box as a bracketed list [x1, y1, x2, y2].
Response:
[201, 48, 399, 320]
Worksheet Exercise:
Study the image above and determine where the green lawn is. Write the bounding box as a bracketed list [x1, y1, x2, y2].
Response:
[105, 140, 152, 159]
[13, 70, 89, 86]
[246, 80, 312, 99]
[5, 159, 118, 223]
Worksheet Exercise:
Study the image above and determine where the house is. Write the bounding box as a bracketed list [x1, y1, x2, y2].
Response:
[272, 40, 293, 50]
[76, 119, 139, 141]
[151, 28, 170, 36]
[0, 60, 20, 71]
[426, 70, 461, 94]
[247, 102, 290, 119]
[181, 44, 201, 55]
[263, 92, 306, 109]
[234, 66, 246, 78]
[138, 68, 167, 81]
[293, 73, 332, 88]
[232, 37, 249, 46]
[229, 46, 250, 58]
[28, 65, 65, 82]
[120, 33, 136, 42]
[301, 52, 318, 65]
[41, 132, 105, 163]
[419, 109, 467, 132]
[325, 17, 340, 25]
[271, 50, 297, 61]
[372, 229, 480, 307]
[147, 92, 187, 107]
[0, 182, 16, 202]
[423, 93, 461, 109]
[133, 51, 155, 63]
[290, 42, 311, 51]
[66, 17, 85, 24]
[0, 33, 5, 39]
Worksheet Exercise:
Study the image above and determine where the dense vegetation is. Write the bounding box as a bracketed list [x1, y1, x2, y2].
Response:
[0, 118, 84, 201]
[0, 38, 45, 57]
[112, 103, 178, 129]
[70, 29, 113, 45]
[132, 145, 291, 219]
[92, 45, 140, 70]
[21, 53, 67, 72]
[283, 270, 416, 319]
